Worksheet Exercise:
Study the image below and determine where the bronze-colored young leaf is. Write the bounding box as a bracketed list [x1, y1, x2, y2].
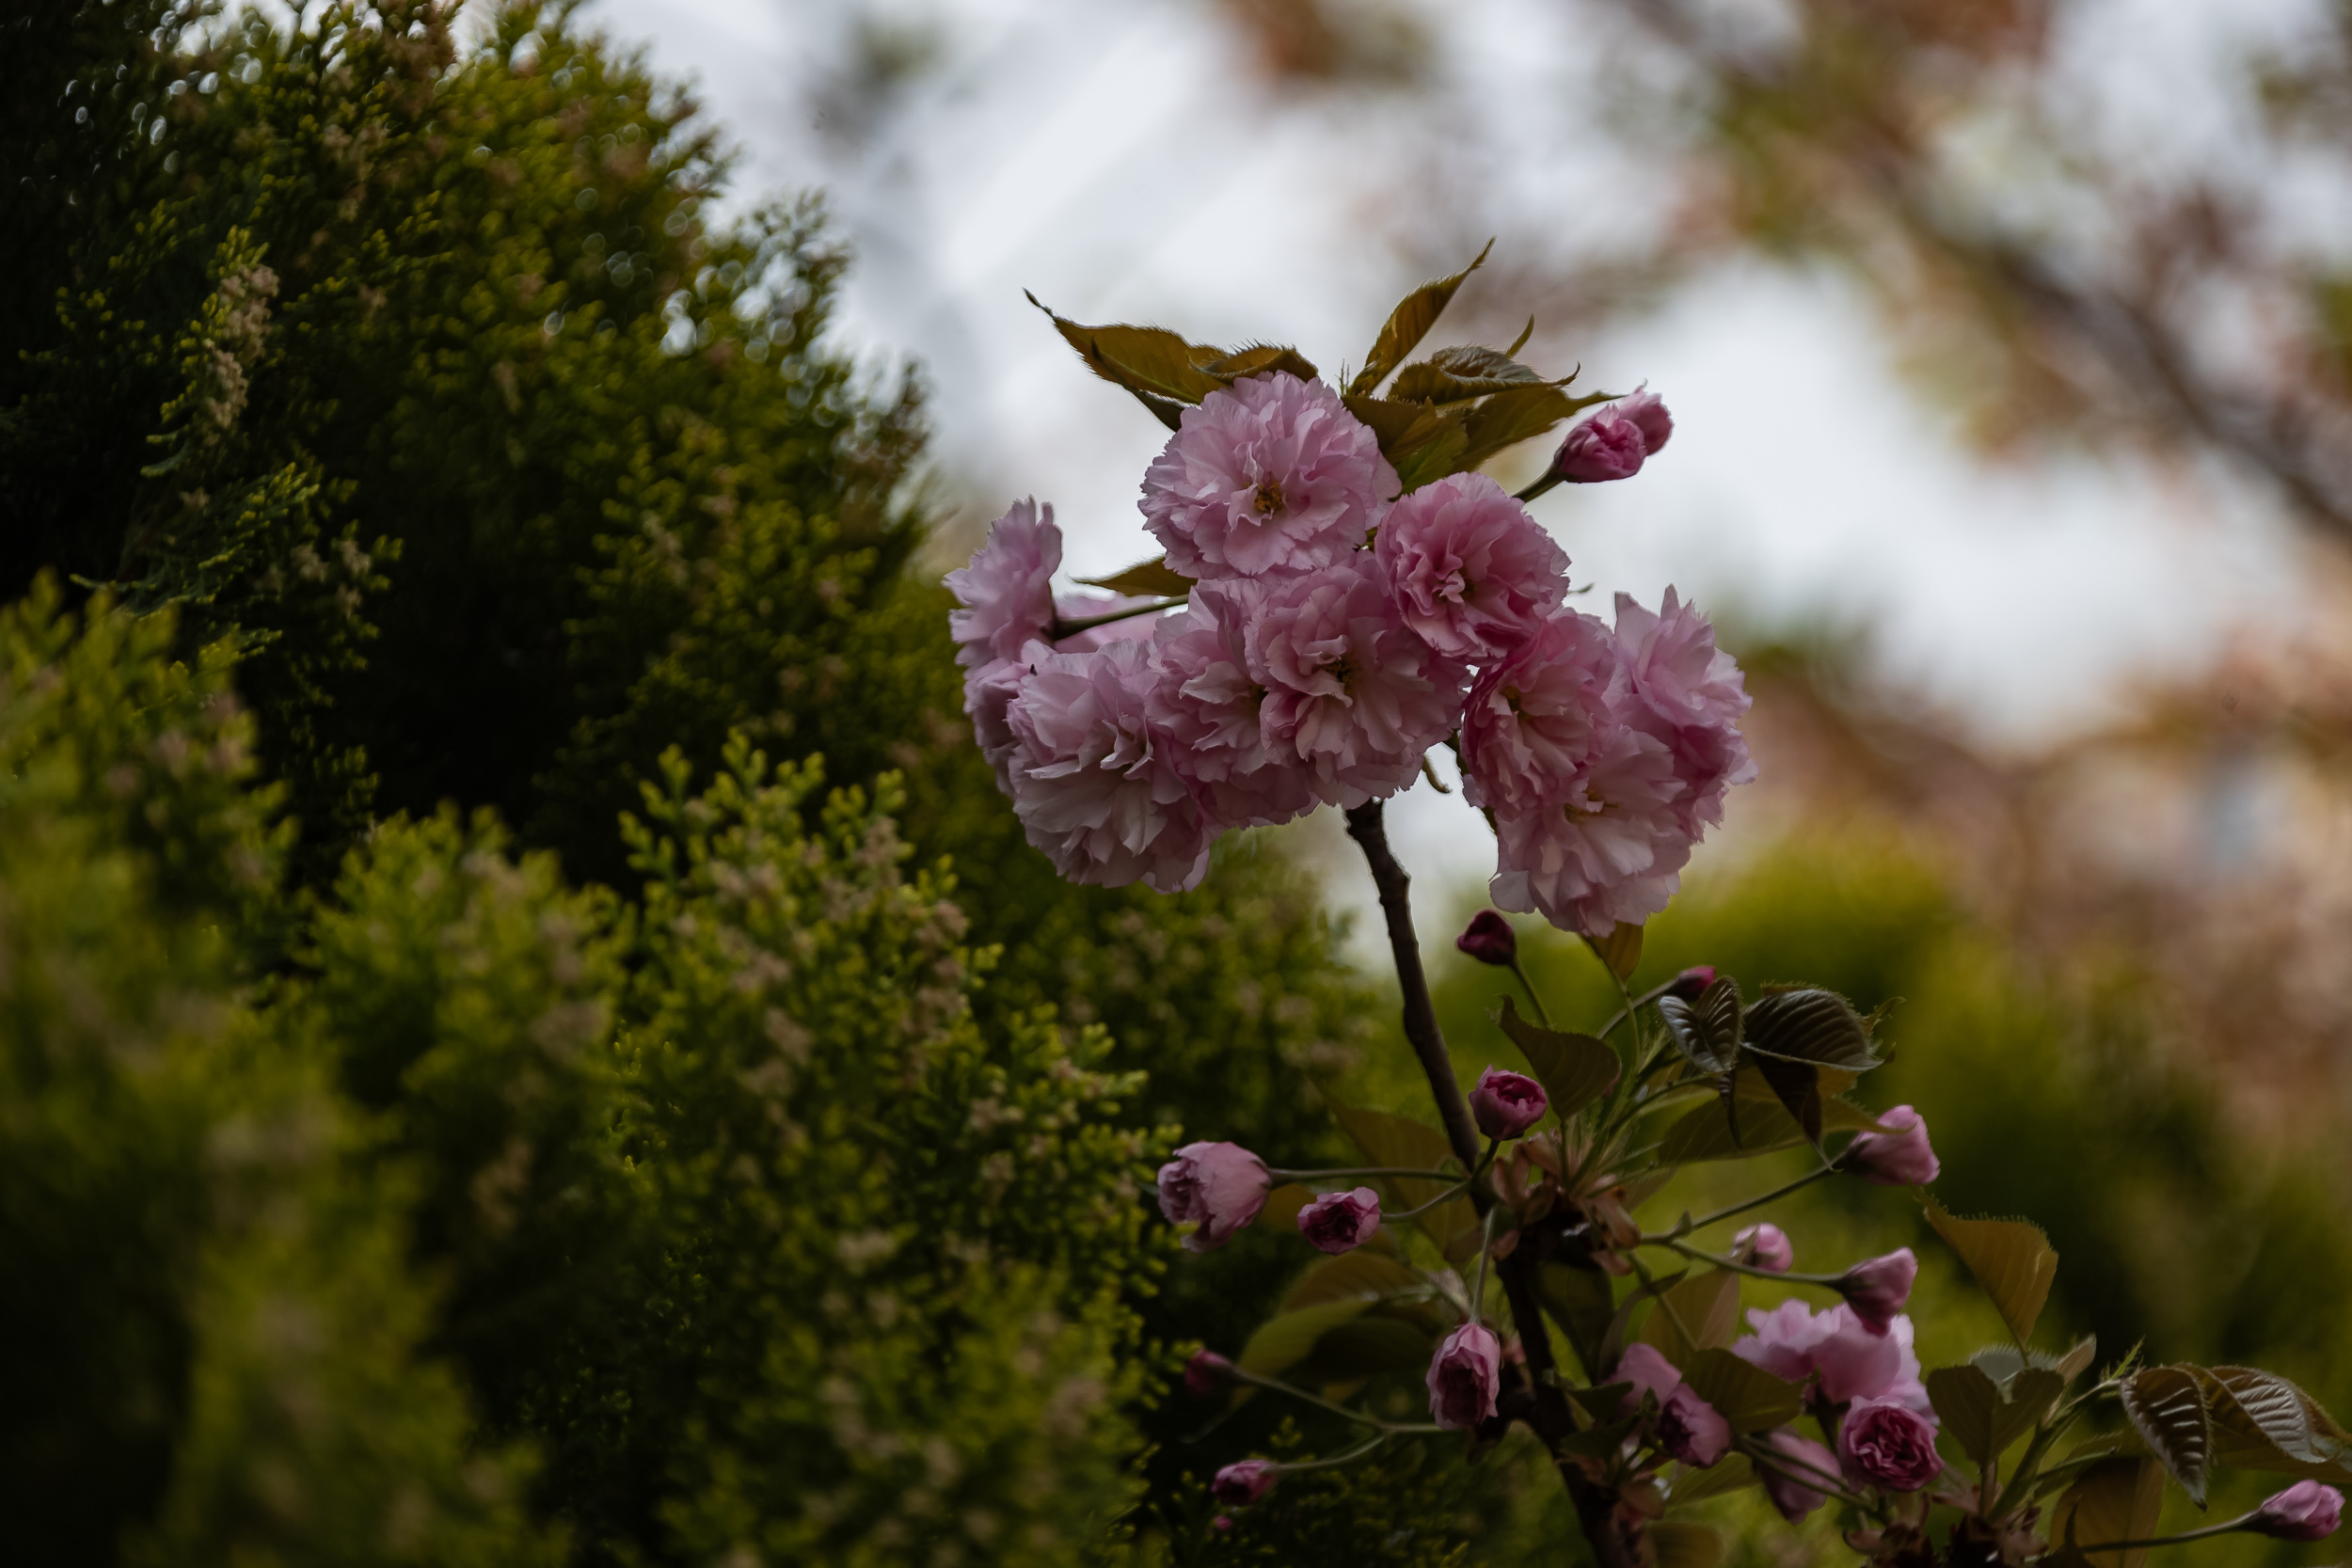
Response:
[1659, 974, 1743, 1076]
[1074, 555, 1194, 597]
[1655, 1095, 1806, 1164]
[1742, 988, 1882, 1072]
[1200, 343, 1319, 383]
[2120, 1365, 2213, 1507]
[1498, 996, 1621, 1119]
[1598, 1268, 1686, 1374]
[1926, 1199, 2059, 1349]
[1680, 1347, 1805, 1433]
[2053, 1456, 2163, 1568]
[1331, 1105, 1472, 1251]
[1648, 1522, 1722, 1568]
[1537, 1260, 1617, 1381]
[2054, 1336, 2101, 1385]
[1128, 385, 1188, 431]
[1339, 392, 1452, 455]
[1587, 921, 1644, 981]
[1348, 239, 1493, 397]
[1388, 344, 1554, 404]
[1280, 1249, 1426, 1313]
[1260, 1182, 1315, 1233]
[1636, 1268, 1741, 1362]
[1391, 421, 1472, 493]
[1929, 1363, 2065, 1465]
[1458, 383, 1615, 470]
[2200, 1366, 2352, 1480]
[1747, 1051, 1822, 1146]
[1237, 1299, 1373, 1379]
[1027, 296, 1232, 404]
[1290, 1312, 1440, 1381]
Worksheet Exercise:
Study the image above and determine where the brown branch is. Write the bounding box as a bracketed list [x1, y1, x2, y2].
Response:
[1343, 800, 1635, 1568]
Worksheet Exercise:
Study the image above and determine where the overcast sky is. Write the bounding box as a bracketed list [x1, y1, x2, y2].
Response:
[564, 0, 2320, 942]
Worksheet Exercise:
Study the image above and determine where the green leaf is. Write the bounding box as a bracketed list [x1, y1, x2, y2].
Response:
[1648, 1522, 1722, 1568]
[2054, 1336, 2101, 1385]
[1237, 1300, 1371, 1379]
[1349, 240, 1491, 397]
[1536, 1261, 1617, 1381]
[2120, 1365, 2213, 1507]
[1074, 555, 1193, 597]
[1925, 1199, 2059, 1348]
[1658, 975, 1742, 1075]
[1586, 922, 1643, 982]
[1746, 1052, 1821, 1146]
[1635, 1269, 1740, 1362]
[1293, 1313, 1441, 1380]
[1391, 420, 1471, 492]
[1742, 988, 1881, 1072]
[2053, 1455, 2163, 1568]
[1666, 1452, 1756, 1505]
[1455, 383, 1611, 471]
[1928, 1363, 2066, 1466]
[1388, 344, 1554, 404]
[1598, 1269, 1685, 1374]
[1497, 997, 1620, 1120]
[1331, 1106, 1474, 1251]
[1679, 1348, 1804, 1433]
[1280, 1249, 1426, 1313]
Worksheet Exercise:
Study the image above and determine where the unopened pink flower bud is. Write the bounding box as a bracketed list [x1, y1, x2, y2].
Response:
[1839, 1396, 1944, 1491]
[1456, 910, 1518, 967]
[1427, 1323, 1503, 1429]
[1211, 1513, 1234, 1532]
[1756, 1427, 1838, 1521]
[1842, 1105, 1940, 1186]
[1661, 1385, 1732, 1467]
[1297, 1187, 1381, 1254]
[2251, 1480, 2344, 1541]
[1470, 1065, 1549, 1140]
[1184, 1348, 1233, 1399]
[1836, 1248, 1918, 1335]
[1621, 387, 1673, 455]
[1554, 406, 1646, 483]
[1732, 1223, 1793, 1273]
[1663, 965, 1716, 1003]
[1156, 1141, 1273, 1252]
[1211, 1459, 1279, 1509]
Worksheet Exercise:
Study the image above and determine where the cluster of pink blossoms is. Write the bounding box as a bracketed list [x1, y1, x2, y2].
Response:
[947, 371, 1749, 929]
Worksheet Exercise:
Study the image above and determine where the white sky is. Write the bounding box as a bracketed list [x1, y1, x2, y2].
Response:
[568, 0, 2322, 945]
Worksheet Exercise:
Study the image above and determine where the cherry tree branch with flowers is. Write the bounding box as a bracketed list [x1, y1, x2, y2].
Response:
[945, 251, 2352, 1565]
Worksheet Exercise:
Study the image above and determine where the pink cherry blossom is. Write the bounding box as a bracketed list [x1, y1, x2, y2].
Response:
[1374, 471, 1570, 660]
[1296, 1187, 1382, 1254]
[1248, 556, 1468, 808]
[1004, 640, 1216, 893]
[1838, 1249, 1919, 1335]
[963, 655, 1032, 796]
[1147, 582, 1316, 829]
[1614, 1342, 1685, 1408]
[1661, 1386, 1733, 1467]
[1211, 1460, 1279, 1508]
[1732, 1223, 1793, 1273]
[1613, 589, 1756, 836]
[1458, 609, 1624, 817]
[1843, 1104, 1941, 1186]
[1620, 387, 1673, 455]
[1732, 1300, 1931, 1415]
[1052, 593, 1161, 653]
[1141, 372, 1396, 579]
[1839, 1397, 1945, 1491]
[1156, 1141, 1274, 1252]
[947, 499, 1060, 669]
[1487, 723, 1692, 936]
[1470, 1065, 1549, 1139]
[1427, 1323, 1503, 1429]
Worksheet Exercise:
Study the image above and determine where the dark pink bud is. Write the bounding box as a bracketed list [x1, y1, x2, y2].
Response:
[1842, 1105, 1940, 1186]
[2251, 1480, 2344, 1541]
[1836, 1248, 1917, 1335]
[1211, 1514, 1234, 1532]
[1427, 1323, 1503, 1429]
[1554, 406, 1646, 483]
[1837, 1396, 1945, 1491]
[1620, 387, 1673, 455]
[1155, 1141, 1273, 1252]
[1756, 1427, 1839, 1521]
[1211, 1459, 1279, 1509]
[1296, 1186, 1381, 1254]
[1664, 965, 1716, 1003]
[1184, 1348, 1233, 1399]
[1456, 909, 1518, 966]
[1470, 1065, 1549, 1140]
[1732, 1222, 1793, 1273]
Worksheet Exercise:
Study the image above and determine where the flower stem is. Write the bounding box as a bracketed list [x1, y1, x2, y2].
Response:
[1671, 1165, 1836, 1233]
[1506, 957, 1553, 1027]
[2073, 1513, 2261, 1550]
[1049, 596, 1184, 638]
[1644, 1236, 1852, 1288]
[1266, 1165, 1463, 1181]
